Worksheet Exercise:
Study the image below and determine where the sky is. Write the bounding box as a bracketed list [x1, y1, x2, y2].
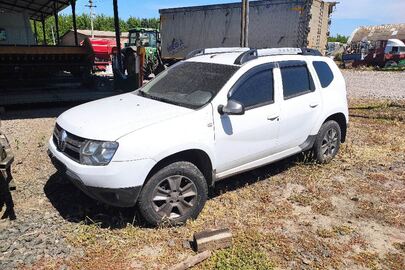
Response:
[63, 0, 405, 37]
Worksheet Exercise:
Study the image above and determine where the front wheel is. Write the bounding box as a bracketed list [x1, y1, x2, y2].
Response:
[138, 161, 208, 226]
[313, 120, 342, 164]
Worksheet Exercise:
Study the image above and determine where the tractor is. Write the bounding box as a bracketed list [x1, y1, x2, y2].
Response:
[122, 28, 163, 78]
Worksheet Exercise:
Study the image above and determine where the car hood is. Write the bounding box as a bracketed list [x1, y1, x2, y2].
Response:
[57, 93, 192, 141]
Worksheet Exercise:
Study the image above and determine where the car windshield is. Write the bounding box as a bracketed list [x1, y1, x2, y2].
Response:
[136, 62, 240, 109]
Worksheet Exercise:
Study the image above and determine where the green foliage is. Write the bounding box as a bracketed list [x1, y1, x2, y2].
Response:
[328, 34, 349, 44]
[31, 14, 159, 45]
[208, 246, 275, 270]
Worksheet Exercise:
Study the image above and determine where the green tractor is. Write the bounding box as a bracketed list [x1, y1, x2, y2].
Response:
[122, 28, 163, 78]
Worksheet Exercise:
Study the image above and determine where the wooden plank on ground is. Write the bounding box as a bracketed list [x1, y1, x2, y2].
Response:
[192, 228, 232, 252]
[168, 250, 211, 270]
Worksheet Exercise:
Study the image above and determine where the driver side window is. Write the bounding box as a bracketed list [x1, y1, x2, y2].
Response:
[230, 69, 274, 109]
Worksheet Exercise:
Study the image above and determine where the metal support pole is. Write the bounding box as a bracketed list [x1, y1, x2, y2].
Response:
[86, 0, 97, 38]
[245, 0, 249, 47]
[71, 0, 78, 46]
[240, 0, 249, 47]
[54, 2, 60, 45]
[33, 20, 38, 44]
[41, 15, 47, 45]
[113, 0, 122, 71]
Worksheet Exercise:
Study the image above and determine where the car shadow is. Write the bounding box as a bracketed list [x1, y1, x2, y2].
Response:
[44, 153, 312, 229]
[44, 173, 144, 229]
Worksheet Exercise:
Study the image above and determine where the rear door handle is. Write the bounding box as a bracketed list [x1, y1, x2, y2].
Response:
[309, 103, 319, 108]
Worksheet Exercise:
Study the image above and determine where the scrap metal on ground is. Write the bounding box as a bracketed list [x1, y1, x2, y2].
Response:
[343, 24, 405, 68]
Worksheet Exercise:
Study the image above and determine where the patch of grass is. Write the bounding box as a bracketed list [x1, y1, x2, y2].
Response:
[288, 193, 315, 206]
[381, 252, 405, 270]
[332, 225, 354, 236]
[317, 225, 354, 239]
[312, 200, 336, 216]
[357, 200, 405, 227]
[349, 99, 405, 122]
[317, 228, 335, 238]
[393, 242, 405, 253]
[207, 246, 275, 270]
[353, 252, 379, 270]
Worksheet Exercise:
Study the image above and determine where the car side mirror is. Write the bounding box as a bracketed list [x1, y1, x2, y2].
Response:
[218, 100, 245, 115]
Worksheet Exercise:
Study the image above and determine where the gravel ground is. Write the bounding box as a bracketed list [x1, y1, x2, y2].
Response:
[0, 108, 79, 269]
[342, 70, 405, 100]
[0, 70, 404, 269]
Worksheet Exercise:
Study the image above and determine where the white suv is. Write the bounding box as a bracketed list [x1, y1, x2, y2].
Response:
[48, 47, 348, 226]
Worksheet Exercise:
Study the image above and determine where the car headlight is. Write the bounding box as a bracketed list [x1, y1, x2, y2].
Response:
[80, 140, 119, 166]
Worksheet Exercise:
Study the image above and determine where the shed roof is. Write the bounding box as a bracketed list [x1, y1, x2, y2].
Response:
[349, 24, 405, 43]
[0, 0, 70, 21]
[61, 29, 129, 39]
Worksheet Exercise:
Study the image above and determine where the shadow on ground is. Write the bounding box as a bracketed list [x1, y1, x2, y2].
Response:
[44, 173, 140, 229]
[1, 104, 78, 120]
[44, 154, 310, 229]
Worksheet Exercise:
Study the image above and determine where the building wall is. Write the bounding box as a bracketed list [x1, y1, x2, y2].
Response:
[0, 12, 36, 45]
[307, 0, 333, 52]
[60, 32, 87, 46]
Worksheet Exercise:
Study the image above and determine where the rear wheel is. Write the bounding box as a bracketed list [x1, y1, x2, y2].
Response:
[313, 120, 341, 164]
[138, 161, 208, 226]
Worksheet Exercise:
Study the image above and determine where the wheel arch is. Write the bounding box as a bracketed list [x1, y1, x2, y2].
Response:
[145, 149, 214, 187]
[323, 113, 348, 143]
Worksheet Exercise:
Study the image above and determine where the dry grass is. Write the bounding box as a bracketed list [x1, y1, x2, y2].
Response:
[22, 98, 405, 269]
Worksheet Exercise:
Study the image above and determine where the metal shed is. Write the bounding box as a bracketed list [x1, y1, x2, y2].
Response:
[0, 0, 78, 46]
[0, 0, 70, 21]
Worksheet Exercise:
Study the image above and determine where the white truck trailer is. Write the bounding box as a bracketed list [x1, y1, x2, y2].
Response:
[159, 0, 336, 60]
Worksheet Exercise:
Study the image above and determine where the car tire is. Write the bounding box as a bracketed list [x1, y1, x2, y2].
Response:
[138, 161, 208, 226]
[313, 120, 342, 164]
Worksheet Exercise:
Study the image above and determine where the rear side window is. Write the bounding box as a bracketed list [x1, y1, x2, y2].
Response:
[230, 69, 274, 109]
[280, 64, 314, 99]
[313, 61, 334, 88]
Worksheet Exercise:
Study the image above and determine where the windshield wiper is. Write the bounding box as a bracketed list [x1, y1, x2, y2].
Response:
[138, 90, 185, 107]
[138, 90, 191, 108]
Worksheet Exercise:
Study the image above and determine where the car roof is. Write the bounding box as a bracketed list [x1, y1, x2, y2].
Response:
[185, 53, 328, 67]
[185, 52, 245, 66]
[184, 47, 328, 66]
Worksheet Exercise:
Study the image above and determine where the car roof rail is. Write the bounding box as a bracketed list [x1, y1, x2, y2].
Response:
[234, 49, 258, 65]
[234, 47, 322, 65]
[186, 47, 251, 59]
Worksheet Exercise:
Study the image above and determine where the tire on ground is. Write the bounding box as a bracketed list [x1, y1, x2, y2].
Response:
[313, 120, 342, 164]
[138, 161, 208, 226]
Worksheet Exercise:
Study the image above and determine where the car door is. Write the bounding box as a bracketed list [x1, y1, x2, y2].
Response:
[277, 60, 322, 151]
[213, 64, 281, 175]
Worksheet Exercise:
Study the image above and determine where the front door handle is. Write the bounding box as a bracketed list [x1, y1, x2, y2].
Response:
[267, 115, 279, 121]
[309, 103, 319, 108]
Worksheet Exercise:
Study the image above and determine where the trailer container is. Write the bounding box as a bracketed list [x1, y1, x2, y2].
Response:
[159, 0, 336, 60]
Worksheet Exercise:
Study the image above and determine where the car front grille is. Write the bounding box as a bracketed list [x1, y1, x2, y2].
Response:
[53, 124, 86, 163]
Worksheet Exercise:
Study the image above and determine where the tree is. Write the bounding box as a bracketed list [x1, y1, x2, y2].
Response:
[328, 34, 349, 44]
[31, 13, 159, 45]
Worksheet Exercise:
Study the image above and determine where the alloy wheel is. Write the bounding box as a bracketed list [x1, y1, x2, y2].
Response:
[321, 128, 339, 159]
[151, 175, 197, 219]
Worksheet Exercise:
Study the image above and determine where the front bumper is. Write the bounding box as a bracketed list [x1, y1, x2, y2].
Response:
[48, 150, 142, 207]
[47, 137, 156, 207]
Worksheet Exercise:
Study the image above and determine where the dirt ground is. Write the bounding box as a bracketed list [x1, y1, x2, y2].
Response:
[0, 70, 404, 269]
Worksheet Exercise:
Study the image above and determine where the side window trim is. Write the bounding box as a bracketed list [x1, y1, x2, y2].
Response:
[279, 61, 315, 100]
[228, 63, 276, 110]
